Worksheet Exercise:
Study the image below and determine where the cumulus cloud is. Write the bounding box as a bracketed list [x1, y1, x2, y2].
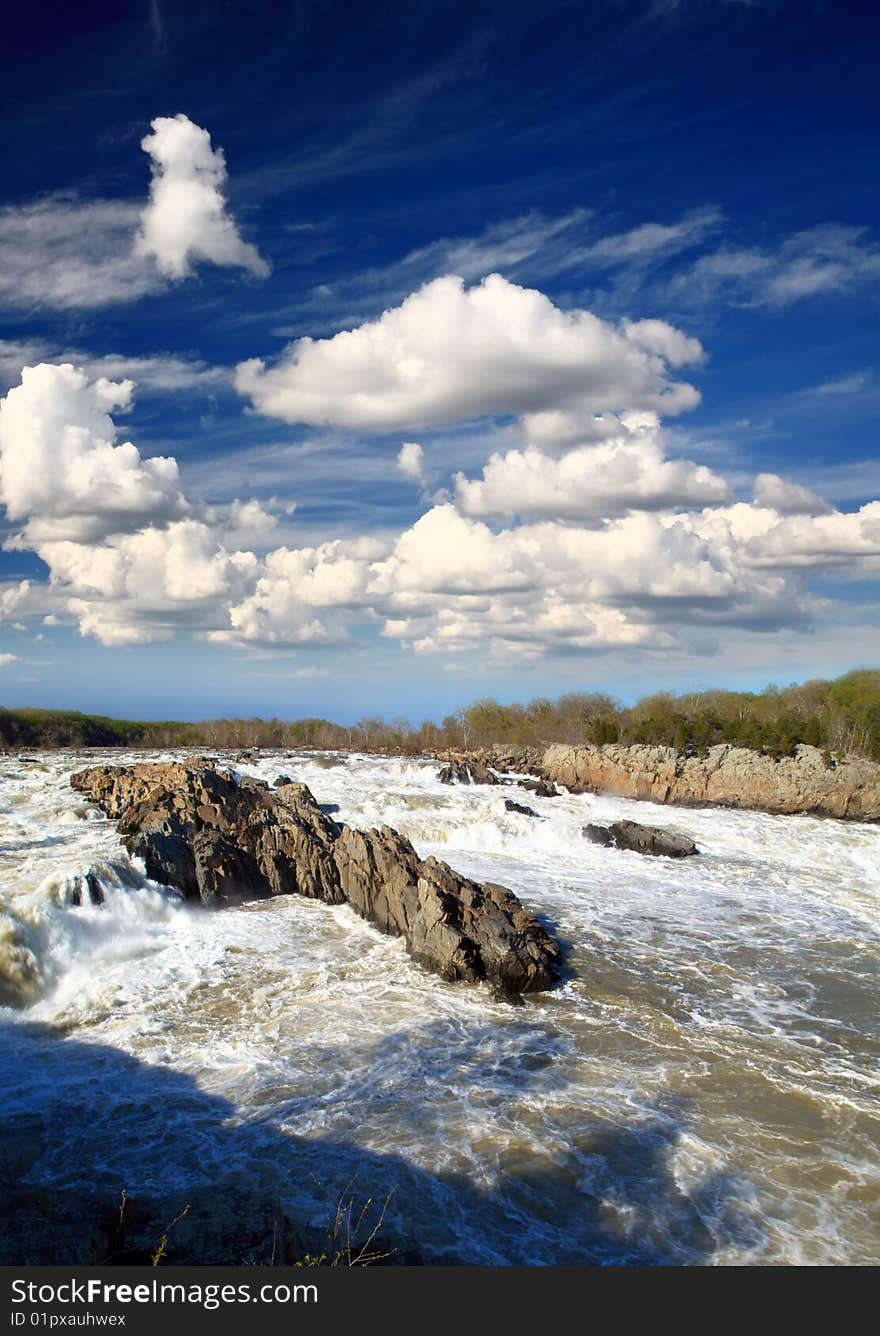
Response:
[0, 365, 266, 646]
[364, 503, 812, 658]
[742, 501, 880, 570]
[214, 482, 880, 661]
[210, 537, 388, 649]
[753, 472, 832, 516]
[0, 364, 189, 545]
[2, 336, 877, 665]
[0, 115, 266, 312]
[136, 114, 269, 280]
[396, 442, 425, 481]
[235, 273, 703, 430]
[0, 653, 18, 667]
[454, 422, 729, 522]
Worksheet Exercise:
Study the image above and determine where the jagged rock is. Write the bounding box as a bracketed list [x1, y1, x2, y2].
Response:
[504, 798, 540, 818]
[71, 762, 561, 998]
[438, 757, 505, 786]
[274, 774, 293, 788]
[582, 819, 697, 858]
[543, 742, 880, 822]
[192, 829, 269, 906]
[435, 748, 544, 781]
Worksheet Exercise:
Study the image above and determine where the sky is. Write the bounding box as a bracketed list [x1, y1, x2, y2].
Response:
[0, 0, 878, 724]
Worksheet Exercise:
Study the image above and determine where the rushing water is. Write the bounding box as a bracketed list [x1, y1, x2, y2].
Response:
[1, 748, 878, 1264]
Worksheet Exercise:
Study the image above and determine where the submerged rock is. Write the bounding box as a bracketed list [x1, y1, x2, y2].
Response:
[71, 762, 561, 997]
[582, 819, 697, 858]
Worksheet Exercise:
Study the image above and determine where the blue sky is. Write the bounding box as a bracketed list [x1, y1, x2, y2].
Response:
[0, 0, 878, 723]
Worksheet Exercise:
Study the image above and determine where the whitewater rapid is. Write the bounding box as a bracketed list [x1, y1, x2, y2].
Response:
[1, 748, 878, 1264]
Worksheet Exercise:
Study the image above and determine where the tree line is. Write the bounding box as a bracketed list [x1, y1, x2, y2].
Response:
[1, 668, 879, 761]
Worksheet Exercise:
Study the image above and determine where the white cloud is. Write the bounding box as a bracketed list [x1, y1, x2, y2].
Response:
[0, 581, 31, 620]
[2, 328, 877, 666]
[0, 341, 229, 396]
[211, 536, 387, 649]
[666, 224, 880, 310]
[454, 421, 729, 521]
[73, 353, 229, 393]
[743, 501, 880, 571]
[211, 486, 880, 663]
[0, 364, 189, 545]
[396, 441, 425, 481]
[0, 196, 159, 311]
[364, 503, 812, 659]
[0, 653, 18, 668]
[803, 370, 872, 397]
[559, 207, 723, 273]
[753, 472, 832, 516]
[236, 273, 703, 430]
[135, 114, 269, 280]
[0, 365, 267, 646]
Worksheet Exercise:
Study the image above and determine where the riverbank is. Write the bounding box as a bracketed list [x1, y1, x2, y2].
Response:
[429, 741, 880, 822]
[541, 742, 880, 821]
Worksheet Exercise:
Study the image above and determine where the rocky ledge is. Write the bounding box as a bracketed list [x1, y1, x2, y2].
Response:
[71, 762, 561, 997]
[542, 742, 880, 822]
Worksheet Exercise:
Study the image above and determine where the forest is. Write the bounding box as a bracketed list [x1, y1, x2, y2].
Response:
[1, 668, 879, 761]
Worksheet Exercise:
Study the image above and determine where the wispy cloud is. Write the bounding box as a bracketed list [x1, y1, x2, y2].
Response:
[272, 209, 591, 333]
[801, 369, 874, 397]
[237, 35, 495, 202]
[661, 224, 880, 311]
[0, 340, 230, 396]
[0, 195, 160, 311]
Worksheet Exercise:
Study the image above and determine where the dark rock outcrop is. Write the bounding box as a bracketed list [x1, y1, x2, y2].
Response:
[438, 757, 506, 786]
[66, 870, 105, 906]
[434, 747, 544, 781]
[582, 819, 698, 858]
[504, 798, 541, 819]
[582, 823, 614, 848]
[71, 762, 561, 997]
[520, 778, 558, 798]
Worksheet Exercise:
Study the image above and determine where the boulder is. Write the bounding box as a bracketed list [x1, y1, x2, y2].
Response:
[504, 798, 541, 818]
[582, 819, 697, 858]
[71, 762, 561, 998]
[582, 823, 614, 847]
